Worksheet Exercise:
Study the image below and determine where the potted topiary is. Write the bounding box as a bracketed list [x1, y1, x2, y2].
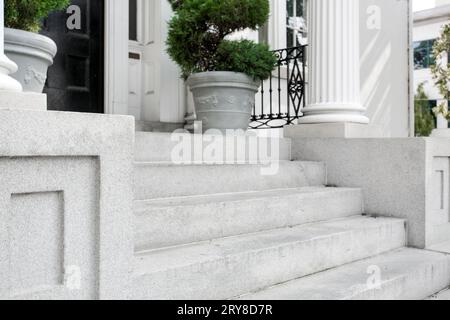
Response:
[167, 0, 277, 131]
[4, 0, 69, 93]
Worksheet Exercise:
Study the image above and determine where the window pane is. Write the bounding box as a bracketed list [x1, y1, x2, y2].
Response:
[287, 29, 294, 48]
[413, 39, 436, 69]
[427, 42, 436, 67]
[287, 0, 294, 17]
[414, 48, 427, 69]
[286, 0, 307, 48]
[296, 0, 305, 17]
[129, 0, 138, 41]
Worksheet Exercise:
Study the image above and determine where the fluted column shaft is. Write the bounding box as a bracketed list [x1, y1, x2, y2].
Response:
[0, 0, 22, 92]
[300, 0, 369, 124]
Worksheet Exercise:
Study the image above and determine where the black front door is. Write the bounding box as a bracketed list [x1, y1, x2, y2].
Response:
[41, 0, 104, 113]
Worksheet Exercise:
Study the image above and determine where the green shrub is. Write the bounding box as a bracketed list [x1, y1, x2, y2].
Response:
[5, 0, 70, 33]
[216, 40, 277, 80]
[415, 83, 436, 137]
[166, 0, 276, 80]
[168, 0, 185, 11]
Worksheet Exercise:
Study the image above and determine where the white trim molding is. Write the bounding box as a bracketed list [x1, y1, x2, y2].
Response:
[104, 0, 129, 115]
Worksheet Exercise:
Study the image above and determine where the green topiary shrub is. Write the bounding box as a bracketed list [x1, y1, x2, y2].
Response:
[168, 0, 185, 11]
[166, 0, 277, 80]
[5, 0, 70, 33]
[415, 83, 436, 137]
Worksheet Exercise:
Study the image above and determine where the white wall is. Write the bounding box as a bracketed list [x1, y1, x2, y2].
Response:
[414, 0, 436, 12]
[412, 0, 450, 12]
[360, 0, 412, 137]
[436, 0, 450, 7]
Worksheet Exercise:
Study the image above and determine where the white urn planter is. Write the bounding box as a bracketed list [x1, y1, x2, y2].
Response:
[187, 71, 260, 132]
[4, 28, 57, 93]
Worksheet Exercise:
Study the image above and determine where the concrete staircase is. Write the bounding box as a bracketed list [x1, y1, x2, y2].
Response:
[131, 132, 450, 300]
[428, 288, 450, 300]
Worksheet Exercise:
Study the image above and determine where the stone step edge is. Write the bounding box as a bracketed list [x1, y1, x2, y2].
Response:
[133, 216, 405, 274]
[236, 248, 450, 300]
[133, 160, 321, 167]
[133, 186, 360, 211]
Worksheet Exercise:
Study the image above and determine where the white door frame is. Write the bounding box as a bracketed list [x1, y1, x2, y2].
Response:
[104, 0, 129, 115]
[104, 0, 186, 125]
[268, 0, 287, 50]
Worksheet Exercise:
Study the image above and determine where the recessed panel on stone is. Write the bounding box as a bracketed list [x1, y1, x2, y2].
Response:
[432, 157, 450, 222]
[430, 157, 450, 245]
[9, 192, 64, 293]
[0, 157, 99, 300]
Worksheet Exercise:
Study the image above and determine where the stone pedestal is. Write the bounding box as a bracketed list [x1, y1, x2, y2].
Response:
[290, 137, 450, 249]
[431, 129, 450, 138]
[431, 114, 450, 137]
[285, 123, 383, 139]
[0, 91, 47, 111]
[0, 109, 135, 300]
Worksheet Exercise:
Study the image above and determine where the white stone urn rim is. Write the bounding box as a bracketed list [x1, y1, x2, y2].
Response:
[186, 71, 261, 91]
[4, 28, 57, 64]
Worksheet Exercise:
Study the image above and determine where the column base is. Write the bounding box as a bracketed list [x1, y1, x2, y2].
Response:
[298, 104, 370, 125]
[298, 113, 370, 125]
[0, 91, 47, 111]
[284, 122, 383, 139]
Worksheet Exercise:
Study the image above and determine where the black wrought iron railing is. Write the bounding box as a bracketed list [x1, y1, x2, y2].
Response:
[249, 45, 307, 129]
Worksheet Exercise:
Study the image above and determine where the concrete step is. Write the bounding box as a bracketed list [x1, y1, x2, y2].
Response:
[134, 187, 363, 251]
[133, 161, 327, 200]
[428, 288, 450, 300]
[135, 131, 292, 162]
[239, 248, 450, 300]
[131, 216, 406, 300]
[135, 121, 183, 133]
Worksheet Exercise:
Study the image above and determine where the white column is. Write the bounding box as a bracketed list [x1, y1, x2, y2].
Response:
[0, 0, 22, 92]
[299, 0, 368, 124]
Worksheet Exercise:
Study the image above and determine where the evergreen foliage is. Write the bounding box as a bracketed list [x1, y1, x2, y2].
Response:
[5, 0, 70, 32]
[166, 0, 277, 80]
[415, 83, 436, 137]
